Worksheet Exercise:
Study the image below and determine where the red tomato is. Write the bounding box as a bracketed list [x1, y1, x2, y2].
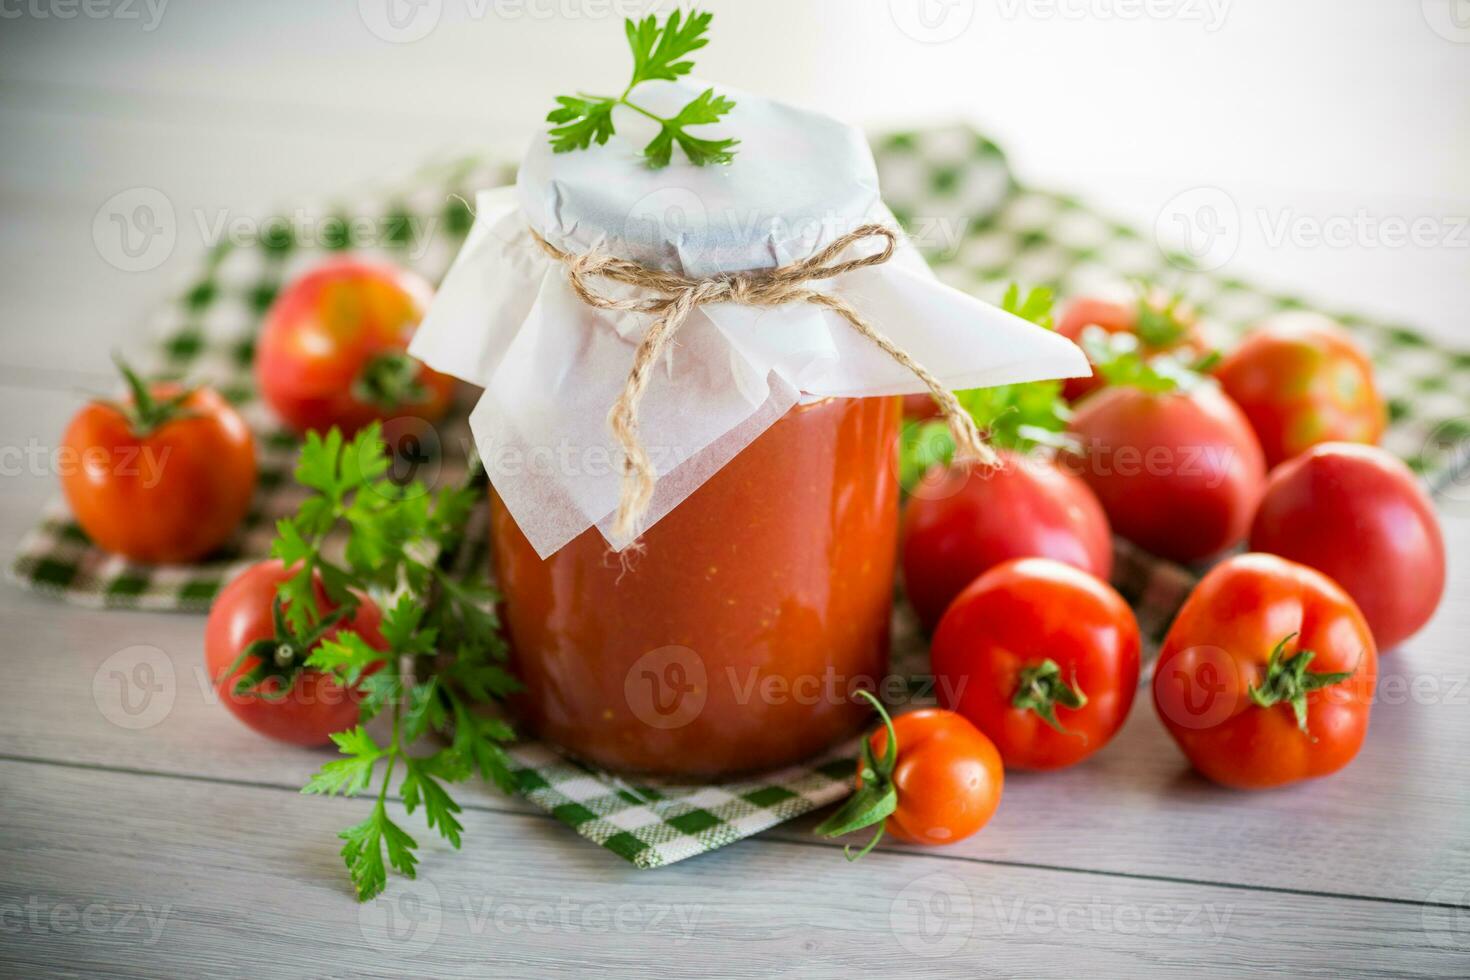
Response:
[204, 560, 386, 746]
[1216, 312, 1386, 466]
[1249, 443, 1445, 651]
[1057, 292, 1207, 402]
[875, 708, 1004, 845]
[1153, 553, 1377, 789]
[816, 696, 1003, 854]
[901, 450, 1112, 632]
[60, 374, 256, 564]
[931, 558, 1141, 770]
[255, 258, 454, 436]
[1063, 381, 1265, 563]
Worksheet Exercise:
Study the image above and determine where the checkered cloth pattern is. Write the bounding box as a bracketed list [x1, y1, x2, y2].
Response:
[9, 129, 1467, 868]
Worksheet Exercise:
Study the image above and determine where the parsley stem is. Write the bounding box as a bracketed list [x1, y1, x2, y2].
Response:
[580, 90, 668, 127]
[377, 690, 403, 812]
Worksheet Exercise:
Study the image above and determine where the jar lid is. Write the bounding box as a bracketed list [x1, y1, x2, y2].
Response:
[517, 79, 885, 279]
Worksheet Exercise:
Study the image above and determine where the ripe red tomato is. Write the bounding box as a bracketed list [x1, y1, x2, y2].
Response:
[1249, 443, 1445, 651]
[60, 369, 256, 564]
[1216, 312, 1386, 466]
[901, 450, 1112, 632]
[255, 258, 454, 436]
[1057, 291, 1207, 402]
[1063, 381, 1265, 563]
[204, 560, 387, 746]
[874, 708, 1004, 845]
[1153, 553, 1377, 789]
[816, 694, 1003, 854]
[931, 558, 1141, 770]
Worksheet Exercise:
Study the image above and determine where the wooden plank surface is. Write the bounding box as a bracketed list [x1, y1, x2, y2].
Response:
[4, 761, 1469, 980]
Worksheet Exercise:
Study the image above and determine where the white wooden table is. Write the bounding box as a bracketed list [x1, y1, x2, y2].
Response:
[3, 5, 1469, 976]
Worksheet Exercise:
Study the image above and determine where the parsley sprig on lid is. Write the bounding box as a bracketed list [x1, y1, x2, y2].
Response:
[546, 8, 739, 168]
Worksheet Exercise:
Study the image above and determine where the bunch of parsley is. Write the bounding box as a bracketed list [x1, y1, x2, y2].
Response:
[546, 8, 739, 168]
[263, 424, 518, 901]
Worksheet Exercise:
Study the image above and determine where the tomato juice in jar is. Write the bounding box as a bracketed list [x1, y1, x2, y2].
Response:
[491, 395, 901, 778]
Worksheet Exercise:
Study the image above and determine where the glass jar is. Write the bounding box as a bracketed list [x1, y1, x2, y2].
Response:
[490, 395, 900, 779]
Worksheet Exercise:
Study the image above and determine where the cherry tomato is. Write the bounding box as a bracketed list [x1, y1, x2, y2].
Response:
[255, 258, 455, 436]
[1057, 291, 1207, 402]
[901, 450, 1112, 632]
[1249, 443, 1445, 651]
[815, 694, 1003, 855]
[60, 364, 256, 564]
[1153, 553, 1377, 789]
[931, 558, 1141, 770]
[1063, 381, 1265, 563]
[204, 560, 387, 746]
[1215, 312, 1386, 466]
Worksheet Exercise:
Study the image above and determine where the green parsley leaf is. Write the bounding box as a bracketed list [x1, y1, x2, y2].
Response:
[305, 632, 384, 688]
[340, 803, 419, 902]
[547, 96, 617, 154]
[643, 88, 739, 168]
[401, 754, 466, 849]
[302, 727, 383, 797]
[546, 9, 737, 169]
[626, 9, 710, 85]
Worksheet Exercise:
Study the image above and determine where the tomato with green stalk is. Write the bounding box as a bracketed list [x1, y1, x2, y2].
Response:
[1152, 553, 1377, 789]
[60, 356, 256, 563]
[815, 691, 1004, 857]
[930, 558, 1141, 770]
[255, 258, 455, 437]
[205, 559, 387, 746]
[1061, 331, 1265, 563]
[1056, 286, 1208, 403]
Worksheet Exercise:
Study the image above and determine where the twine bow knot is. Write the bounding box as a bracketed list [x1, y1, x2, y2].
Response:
[532, 222, 994, 541]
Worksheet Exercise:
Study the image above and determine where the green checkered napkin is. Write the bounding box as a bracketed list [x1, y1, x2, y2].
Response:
[9, 128, 1467, 868]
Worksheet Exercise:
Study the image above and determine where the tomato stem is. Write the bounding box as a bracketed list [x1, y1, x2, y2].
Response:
[1247, 632, 1356, 733]
[813, 689, 900, 859]
[1012, 658, 1087, 735]
[353, 351, 428, 410]
[105, 353, 197, 438]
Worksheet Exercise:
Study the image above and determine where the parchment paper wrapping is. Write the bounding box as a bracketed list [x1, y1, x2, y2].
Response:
[410, 80, 1088, 557]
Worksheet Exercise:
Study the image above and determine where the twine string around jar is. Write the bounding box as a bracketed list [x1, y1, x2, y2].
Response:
[531, 223, 996, 541]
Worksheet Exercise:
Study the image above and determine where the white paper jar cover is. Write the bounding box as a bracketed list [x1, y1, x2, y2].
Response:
[409, 78, 1088, 558]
